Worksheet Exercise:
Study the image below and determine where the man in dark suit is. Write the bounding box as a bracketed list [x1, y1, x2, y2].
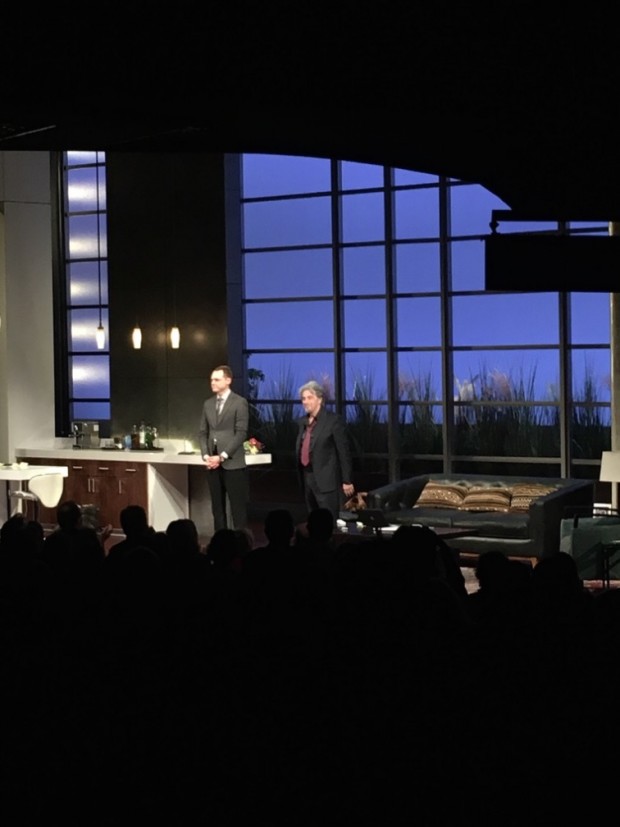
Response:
[199, 365, 250, 531]
[296, 380, 355, 521]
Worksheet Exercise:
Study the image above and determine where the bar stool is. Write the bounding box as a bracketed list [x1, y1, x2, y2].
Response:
[9, 473, 65, 522]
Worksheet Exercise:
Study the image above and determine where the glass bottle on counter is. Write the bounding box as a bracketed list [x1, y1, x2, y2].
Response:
[131, 424, 139, 450]
[138, 420, 146, 448]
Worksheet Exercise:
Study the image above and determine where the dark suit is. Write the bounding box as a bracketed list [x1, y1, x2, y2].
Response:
[199, 390, 249, 530]
[296, 407, 353, 520]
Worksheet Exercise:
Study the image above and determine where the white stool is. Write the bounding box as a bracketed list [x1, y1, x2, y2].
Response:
[9, 473, 65, 522]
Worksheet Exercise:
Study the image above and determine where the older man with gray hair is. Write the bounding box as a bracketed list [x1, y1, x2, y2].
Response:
[296, 380, 355, 521]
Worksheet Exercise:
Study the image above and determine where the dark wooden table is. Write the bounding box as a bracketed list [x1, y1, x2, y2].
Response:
[331, 523, 477, 545]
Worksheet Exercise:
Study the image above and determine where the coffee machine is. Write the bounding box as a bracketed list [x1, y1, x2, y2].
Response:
[71, 420, 100, 449]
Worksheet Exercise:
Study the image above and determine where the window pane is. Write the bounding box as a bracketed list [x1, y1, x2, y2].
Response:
[246, 353, 336, 397]
[453, 293, 559, 345]
[396, 297, 442, 346]
[399, 405, 443, 454]
[343, 353, 388, 398]
[570, 404, 611, 460]
[397, 352, 443, 402]
[342, 245, 385, 294]
[66, 151, 101, 166]
[394, 189, 440, 239]
[453, 348, 559, 402]
[243, 197, 331, 247]
[394, 169, 438, 186]
[454, 404, 561, 457]
[244, 249, 333, 298]
[570, 222, 607, 232]
[395, 242, 440, 293]
[341, 192, 385, 242]
[66, 166, 106, 212]
[68, 261, 108, 305]
[67, 213, 107, 259]
[451, 240, 485, 291]
[449, 184, 509, 236]
[345, 403, 388, 454]
[70, 355, 110, 398]
[242, 154, 331, 197]
[71, 401, 111, 420]
[572, 349, 611, 403]
[340, 161, 384, 189]
[571, 292, 610, 344]
[245, 300, 333, 348]
[69, 308, 110, 352]
[494, 221, 558, 233]
[343, 299, 386, 347]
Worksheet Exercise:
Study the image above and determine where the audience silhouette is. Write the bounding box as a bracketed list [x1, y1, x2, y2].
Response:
[2, 504, 618, 824]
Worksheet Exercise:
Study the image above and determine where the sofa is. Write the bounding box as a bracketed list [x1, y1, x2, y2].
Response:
[366, 473, 595, 563]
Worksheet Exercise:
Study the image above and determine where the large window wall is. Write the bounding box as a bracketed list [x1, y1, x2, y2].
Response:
[59, 151, 110, 428]
[238, 154, 611, 483]
[53, 151, 611, 484]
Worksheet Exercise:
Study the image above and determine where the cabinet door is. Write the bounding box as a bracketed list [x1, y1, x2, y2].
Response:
[94, 462, 147, 528]
[18, 456, 148, 531]
[65, 460, 99, 510]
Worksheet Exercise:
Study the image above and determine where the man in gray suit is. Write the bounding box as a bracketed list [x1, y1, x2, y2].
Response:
[296, 380, 355, 521]
[199, 365, 250, 531]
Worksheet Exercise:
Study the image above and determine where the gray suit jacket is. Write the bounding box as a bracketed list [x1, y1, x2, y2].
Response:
[198, 390, 249, 470]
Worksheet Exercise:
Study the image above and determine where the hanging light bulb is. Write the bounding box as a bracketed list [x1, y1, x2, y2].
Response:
[94, 156, 106, 350]
[132, 326, 142, 349]
[169, 282, 181, 349]
[96, 323, 106, 349]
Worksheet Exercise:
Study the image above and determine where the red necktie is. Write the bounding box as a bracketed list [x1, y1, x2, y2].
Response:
[301, 418, 314, 466]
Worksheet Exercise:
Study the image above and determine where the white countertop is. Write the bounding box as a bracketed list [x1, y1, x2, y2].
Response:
[14, 445, 272, 466]
[0, 464, 69, 481]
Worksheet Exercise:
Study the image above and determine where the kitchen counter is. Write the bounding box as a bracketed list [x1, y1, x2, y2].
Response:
[15, 446, 272, 466]
[13, 444, 272, 534]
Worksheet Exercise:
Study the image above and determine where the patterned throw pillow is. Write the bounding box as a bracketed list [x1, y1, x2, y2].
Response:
[459, 486, 512, 512]
[415, 482, 469, 509]
[509, 483, 557, 512]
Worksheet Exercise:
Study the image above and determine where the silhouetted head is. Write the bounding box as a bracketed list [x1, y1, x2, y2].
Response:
[475, 549, 512, 591]
[264, 509, 295, 546]
[120, 504, 150, 538]
[56, 500, 83, 531]
[166, 518, 200, 556]
[307, 507, 335, 542]
[208, 528, 239, 568]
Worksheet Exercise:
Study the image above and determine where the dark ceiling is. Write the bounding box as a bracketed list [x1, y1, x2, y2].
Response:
[3, 9, 620, 220]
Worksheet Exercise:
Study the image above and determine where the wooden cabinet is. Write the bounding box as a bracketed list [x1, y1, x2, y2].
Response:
[22, 456, 148, 530]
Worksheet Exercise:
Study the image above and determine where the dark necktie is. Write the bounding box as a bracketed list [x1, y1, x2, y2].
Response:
[300, 417, 315, 466]
[216, 396, 224, 417]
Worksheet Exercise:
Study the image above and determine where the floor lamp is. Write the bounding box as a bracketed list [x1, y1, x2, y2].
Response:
[599, 451, 620, 510]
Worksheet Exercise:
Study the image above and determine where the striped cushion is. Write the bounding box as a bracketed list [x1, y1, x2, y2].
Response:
[416, 482, 469, 509]
[509, 483, 557, 512]
[459, 486, 512, 512]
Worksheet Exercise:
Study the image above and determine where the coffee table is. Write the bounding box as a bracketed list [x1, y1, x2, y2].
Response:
[333, 523, 477, 544]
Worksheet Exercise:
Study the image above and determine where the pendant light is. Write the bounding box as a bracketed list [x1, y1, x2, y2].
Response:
[170, 325, 180, 349]
[95, 156, 106, 350]
[169, 283, 180, 349]
[131, 325, 142, 349]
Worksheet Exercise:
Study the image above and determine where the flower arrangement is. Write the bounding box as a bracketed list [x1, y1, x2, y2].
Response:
[243, 437, 264, 455]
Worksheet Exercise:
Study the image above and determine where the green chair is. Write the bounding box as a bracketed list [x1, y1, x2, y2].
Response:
[560, 507, 620, 582]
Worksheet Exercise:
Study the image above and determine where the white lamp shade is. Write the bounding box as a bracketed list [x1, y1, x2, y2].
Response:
[600, 451, 620, 482]
[170, 326, 180, 349]
[95, 324, 106, 350]
[132, 326, 142, 349]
